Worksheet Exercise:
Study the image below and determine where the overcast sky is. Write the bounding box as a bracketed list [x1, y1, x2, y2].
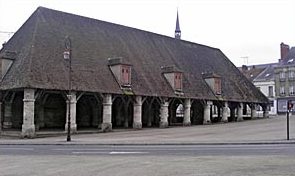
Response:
[0, 0, 295, 66]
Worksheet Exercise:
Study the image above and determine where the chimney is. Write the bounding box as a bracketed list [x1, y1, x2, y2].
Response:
[241, 65, 248, 71]
[280, 42, 290, 60]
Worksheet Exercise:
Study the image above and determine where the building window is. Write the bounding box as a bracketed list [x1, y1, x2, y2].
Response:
[174, 72, 182, 90]
[268, 86, 273, 97]
[280, 86, 285, 95]
[214, 78, 221, 95]
[289, 71, 295, 79]
[121, 65, 131, 85]
[290, 85, 295, 96]
[280, 72, 285, 80]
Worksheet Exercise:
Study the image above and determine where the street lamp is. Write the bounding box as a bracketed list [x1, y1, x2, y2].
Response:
[63, 36, 72, 142]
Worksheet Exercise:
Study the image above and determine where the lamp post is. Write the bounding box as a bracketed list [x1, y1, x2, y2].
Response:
[63, 36, 72, 142]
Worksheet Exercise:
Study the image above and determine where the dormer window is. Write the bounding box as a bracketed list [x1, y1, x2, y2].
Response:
[203, 72, 222, 95]
[162, 66, 183, 92]
[108, 57, 132, 87]
[0, 50, 16, 79]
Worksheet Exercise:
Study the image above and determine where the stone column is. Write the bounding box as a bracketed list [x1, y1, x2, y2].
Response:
[0, 102, 2, 131]
[92, 105, 99, 128]
[3, 102, 12, 128]
[251, 104, 257, 119]
[21, 89, 35, 138]
[35, 103, 45, 131]
[263, 106, 269, 118]
[183, 99, 191, 126]
[147, 104, 152, 127]
[203, 101, 212, 124]
[133, 96, 142, 129]
[102, 94, 112, 132]
[124, 106, 129, 128]
[237, 103, 243, 122]
[160, 100, 169, 128]
[222, 102, 229, 123]
[65, 92, 77, 133]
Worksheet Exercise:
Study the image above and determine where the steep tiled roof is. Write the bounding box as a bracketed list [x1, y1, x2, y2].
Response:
[253, 65, 275, 82]
[0, 7, 268, 103]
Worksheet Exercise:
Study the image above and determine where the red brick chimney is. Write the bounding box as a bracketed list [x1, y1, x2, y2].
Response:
[281, 42, 290, 60]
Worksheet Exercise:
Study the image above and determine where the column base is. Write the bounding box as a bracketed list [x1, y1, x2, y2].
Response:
[237, 117, 243, 122]
[101, 123, 112, 132]
[124, 120, 129, 128]
[203, 119, 211, 125]
[183, 121, 191, 126]
[3, 121, 12, 129]
[65, 124, 77, 133]
[133, 122, 142, 129]
[147, 121, 152, 127]
[159, 121, 168, 128]
[21, 125, 35, 138]
[221, 118, 228, 123]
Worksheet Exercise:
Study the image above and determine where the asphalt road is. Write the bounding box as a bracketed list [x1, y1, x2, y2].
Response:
[1, 144, 295, 176]
[0, 144, 294, 156]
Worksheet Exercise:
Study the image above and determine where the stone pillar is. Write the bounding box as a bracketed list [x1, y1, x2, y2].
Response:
[3, 102, 12, 128]
[203, 101, 212, 124]
[222, 102, 229, 123]
[263, 106, 269, 118]
[147, 104, 152, 127]
[133, 96, 142, 129]
[183, 99, 191, 126]
[0, 102, 2, 131]
[251, 104, 257, 119]
[35, 103, 45, 131]
[21, 89, 35, 138]
[102, 94, 112, 132]
[92, 105, 99, 128]
[65, 92, 77, 133]
[124, 106, 129, 128]
[159, 100, 169, 128]
[237, 103, 243, 122]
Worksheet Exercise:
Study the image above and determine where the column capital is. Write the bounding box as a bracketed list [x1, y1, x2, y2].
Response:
[206, 101, 213, 105]
[23, 98, 35, 102]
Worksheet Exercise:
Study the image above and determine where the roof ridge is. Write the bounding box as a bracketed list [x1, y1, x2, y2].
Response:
[36, 6, 220, 51]
[25, 8, 44, 87]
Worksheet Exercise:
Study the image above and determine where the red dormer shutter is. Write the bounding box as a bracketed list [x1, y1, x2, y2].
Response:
[174, 73, 182, 90]
[214, 78, 221, 94]
[121, 65, 131, 85]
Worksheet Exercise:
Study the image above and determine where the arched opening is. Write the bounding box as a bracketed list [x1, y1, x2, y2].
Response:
[2, 91, 23, 131]
[142, 97, 161, 127]
[228, 102, 238, 122]
[42, 93, 66, 130]
[11, 92, 23, 129]
[169, 98, 183, 126]
[76, 95, 102, 130]
[112, 96, 133, 128]
[212, 101, 222, 123]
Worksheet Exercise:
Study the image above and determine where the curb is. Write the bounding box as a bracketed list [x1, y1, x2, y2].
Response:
[1, 141, 295, 146]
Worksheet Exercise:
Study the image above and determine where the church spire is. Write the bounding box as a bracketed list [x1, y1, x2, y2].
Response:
[175, 10, 181, 39]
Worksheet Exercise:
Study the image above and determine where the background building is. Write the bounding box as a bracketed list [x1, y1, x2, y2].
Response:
[275, 44, 295, 113]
